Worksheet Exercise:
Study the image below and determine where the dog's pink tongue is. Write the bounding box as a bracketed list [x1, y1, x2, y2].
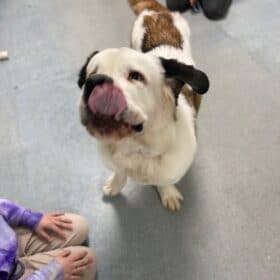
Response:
[88, 84, 127, 120]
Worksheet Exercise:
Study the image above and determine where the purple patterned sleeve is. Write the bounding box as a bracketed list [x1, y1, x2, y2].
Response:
[0, 199, 43, 229]
[19, 208, 43, 229]
[0, 215, 18, 280]
[25, 260, 64, 280]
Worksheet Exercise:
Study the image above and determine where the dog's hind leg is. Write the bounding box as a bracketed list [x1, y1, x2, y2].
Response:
[103, 172, 127, 196]
[156, 185, 183, 211]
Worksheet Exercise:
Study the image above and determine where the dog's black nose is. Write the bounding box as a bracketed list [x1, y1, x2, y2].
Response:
[83, 74, 113, 103]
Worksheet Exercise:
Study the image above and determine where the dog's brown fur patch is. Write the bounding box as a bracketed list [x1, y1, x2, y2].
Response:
[128, 0, 166, 15]
[142, 13, 183, 53]
[181, 85, 202, 114]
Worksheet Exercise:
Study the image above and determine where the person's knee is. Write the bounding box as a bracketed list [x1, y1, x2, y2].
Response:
[200, 0, 232, 20]
[78, 246, 96, 266]
[85, 247, 96, 268]
[65, 214, 90, 244]
[75, 246, 96, 280]
[84, 248, 96, 280]
[203, 7, 226, 20]
[63, 246, 96, 279]
[166, 0, 190, 12]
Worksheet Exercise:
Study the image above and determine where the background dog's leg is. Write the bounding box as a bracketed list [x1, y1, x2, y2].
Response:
[103, 172, 127, 196]
[156, 185, 183, 211]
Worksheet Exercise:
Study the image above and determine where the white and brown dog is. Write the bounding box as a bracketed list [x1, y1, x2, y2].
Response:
[77, 0, 209, 211]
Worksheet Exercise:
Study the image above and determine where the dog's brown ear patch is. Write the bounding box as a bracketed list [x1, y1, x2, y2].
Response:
[78, 51, 99, 89]
[142, 13, 183, 53]
[160, 58, 209, 102]
[181, 85, 202, 113]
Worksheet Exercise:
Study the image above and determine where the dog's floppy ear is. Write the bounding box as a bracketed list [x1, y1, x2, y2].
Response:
[160, 58, 209, 101]
[78, 51, 99, 89]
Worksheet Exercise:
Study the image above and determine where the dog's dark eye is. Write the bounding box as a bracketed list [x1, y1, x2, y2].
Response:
[128, 71, 145, 83]
[131, 123, 144, 133]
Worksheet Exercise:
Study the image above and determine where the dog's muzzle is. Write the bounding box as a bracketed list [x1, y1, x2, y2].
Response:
[88, 84, 127, 120]
[84, 74, 126, 120]
[81, 75, 143, 137]
[83, 74, 113, 103]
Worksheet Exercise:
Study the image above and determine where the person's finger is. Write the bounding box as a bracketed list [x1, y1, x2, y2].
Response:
[73, 265, 88, 275]
[38, 230, 51, 242]
[70, 250, 88, 261]
[74, 255, 93, 267]
[58, 249, 71, 258]
[51, 212, 65, 217]
[54, 217, 73, 227]
[70, 276, 82, 280]
[55, 221, 73, 231]
[58, 217, 73, 224]
[87, 256, 93, 265]
[49, 224, 67, 239]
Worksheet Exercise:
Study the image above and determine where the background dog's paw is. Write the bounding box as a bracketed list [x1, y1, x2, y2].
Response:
[157, 185, 184, 211]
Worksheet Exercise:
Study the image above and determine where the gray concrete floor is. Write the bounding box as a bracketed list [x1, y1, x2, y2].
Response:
[0, 0, 280, 279]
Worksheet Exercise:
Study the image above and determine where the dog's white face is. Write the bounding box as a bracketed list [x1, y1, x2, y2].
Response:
[78, 48, 209, 141]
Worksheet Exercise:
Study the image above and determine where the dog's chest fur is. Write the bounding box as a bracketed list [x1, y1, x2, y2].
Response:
[99, 97, 197, 186]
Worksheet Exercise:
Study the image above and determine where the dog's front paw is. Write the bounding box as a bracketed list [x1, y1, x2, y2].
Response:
[102, 173, 126, 197]
[102, 183, 120, 196]
[157, 185, 183, 211]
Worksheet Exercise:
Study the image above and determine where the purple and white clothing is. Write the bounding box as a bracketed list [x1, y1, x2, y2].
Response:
[0, 199, 64, 280]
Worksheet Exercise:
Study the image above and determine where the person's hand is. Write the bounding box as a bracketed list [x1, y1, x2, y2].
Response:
[55, 249, 93, 280]
[35, 213, 73, 242]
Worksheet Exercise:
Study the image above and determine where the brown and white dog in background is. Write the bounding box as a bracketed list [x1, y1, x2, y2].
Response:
[77, 0, 209, 211]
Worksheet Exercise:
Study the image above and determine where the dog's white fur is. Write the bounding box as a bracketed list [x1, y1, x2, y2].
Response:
[80, 10, 199, 211]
